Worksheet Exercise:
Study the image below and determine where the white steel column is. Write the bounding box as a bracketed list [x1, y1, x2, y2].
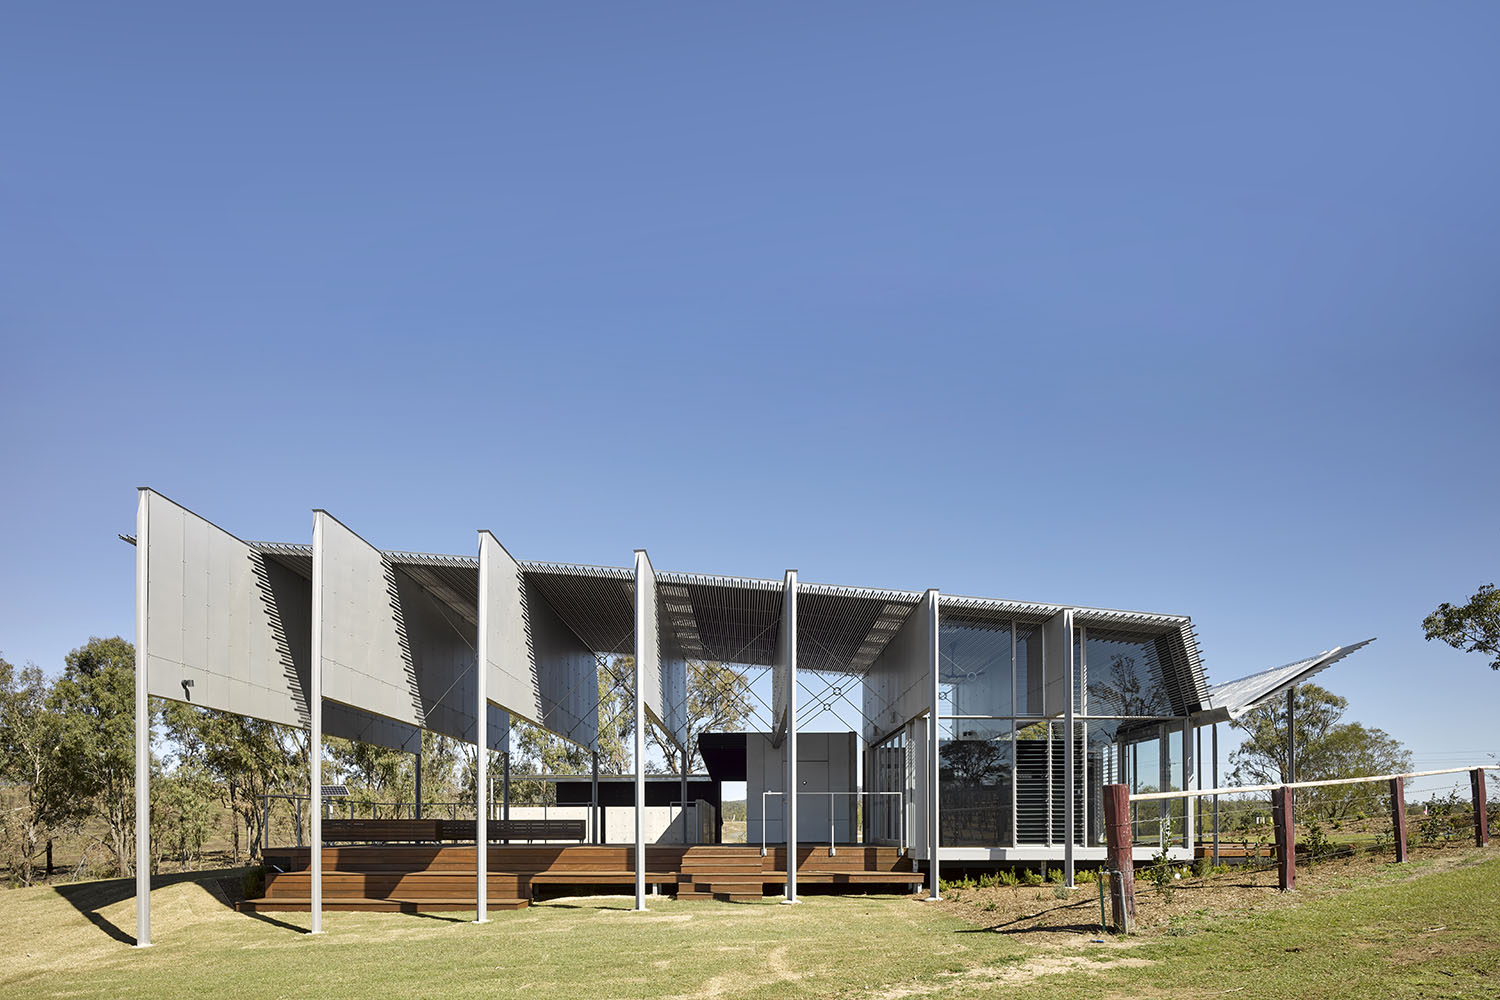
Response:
[1211, 723, 1220, 864]
[924, 589, 941, 901]
[309, 512, 325, 933]
[133, 490, 152, 947]
[475, 531, 490, 923]
[633, 550, 649, 911]
[1182, 717, 1195, 850]
[1064, 610, 1076, 888]
[783, 570, 799, 903]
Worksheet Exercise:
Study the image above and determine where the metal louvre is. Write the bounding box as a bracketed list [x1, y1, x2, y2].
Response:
[656, 573, 783, 667]
[797, 584, 921, 676]
[519, 562, 635, 657]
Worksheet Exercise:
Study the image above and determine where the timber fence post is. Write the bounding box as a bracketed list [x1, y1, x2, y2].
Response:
[1390, 777, 1408, 863]
[1103, 783, 1135, 934]
[1472, 769, 1489, 848]
[1272, 786, 1295, 891]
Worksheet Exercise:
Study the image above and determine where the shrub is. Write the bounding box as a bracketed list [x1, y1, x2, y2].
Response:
[1043, 867, 1062, 884]
[998, 869, 1020, 886]
[1021, 867, 1043, 886]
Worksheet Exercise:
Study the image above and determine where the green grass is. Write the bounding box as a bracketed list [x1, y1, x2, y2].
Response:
[1, 854, 1497, 999]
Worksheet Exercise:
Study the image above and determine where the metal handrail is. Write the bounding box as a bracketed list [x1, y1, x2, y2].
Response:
[759, 790, 904, 858]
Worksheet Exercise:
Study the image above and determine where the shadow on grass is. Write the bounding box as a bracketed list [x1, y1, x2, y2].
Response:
[49, 866, 310, 946]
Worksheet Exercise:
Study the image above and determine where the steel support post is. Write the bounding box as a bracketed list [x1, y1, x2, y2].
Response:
[1286, 686, 1296, 784]
[133, 490, 152, 947]
[1102, 784, 1135, 934]
[681, 769, 689, 844]
[309, 512, 325, 933]
[1063, 610, 1075, 888]
[475, 533, 490, 922]
[633, 551, 649, 911]
[1182, 718, 1195, 852]
[925, 590, 941, 901]
[1390, 777, 1408, 862]
[1272, 785, 1295, 891]
[1472, 769, 1489, 847]
[1211, 723, 1220, 865]
[414, 748, 423, 820]
[591, 751, 600, 845]
[783, 570, 799, 903]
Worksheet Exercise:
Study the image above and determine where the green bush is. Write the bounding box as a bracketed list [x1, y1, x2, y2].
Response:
[1043, 866, 1062, 883]
[1021, 867, 1043, 886]
[998, 869, 1020, 886]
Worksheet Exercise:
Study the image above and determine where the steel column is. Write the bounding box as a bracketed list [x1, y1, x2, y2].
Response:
[414, 748, 423, 820]
[633, 550, 649, 911]
[309, 512, 325, 933]
[475, 532, 490, 923]
[1211, 723, 1220, 865]
[925, 590, 941, 901]
[1063, 610, 1075, 888]
[591, 751, 600, 845]
[1286, 686, 1296, 784]
[783, 570, 799, 903]
[1182, 718, 1194, 851]
[133, 490, 152, 947]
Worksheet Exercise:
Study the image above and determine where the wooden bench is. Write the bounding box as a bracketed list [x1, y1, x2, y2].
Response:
[436, 819, 587, 843]
[318, 818, 587, 843]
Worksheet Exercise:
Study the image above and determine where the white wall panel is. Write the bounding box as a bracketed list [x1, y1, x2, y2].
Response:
[315, 511, 497, 748]
[138, 491, 493, 752]
[479, 532, 597, 748]
[861, 599, 930, 743]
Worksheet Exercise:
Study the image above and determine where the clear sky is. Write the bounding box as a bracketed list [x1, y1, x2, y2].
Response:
[3, 3, 1497, 789]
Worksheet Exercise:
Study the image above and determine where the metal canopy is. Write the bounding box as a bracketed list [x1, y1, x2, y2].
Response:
[1201, 638, 1376, 722]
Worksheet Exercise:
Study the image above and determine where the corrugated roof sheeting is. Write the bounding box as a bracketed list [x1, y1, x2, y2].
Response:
[1205, 639, 1375, 719]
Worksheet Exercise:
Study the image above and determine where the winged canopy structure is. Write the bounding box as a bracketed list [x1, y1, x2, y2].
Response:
[126, 488, 1370, 943]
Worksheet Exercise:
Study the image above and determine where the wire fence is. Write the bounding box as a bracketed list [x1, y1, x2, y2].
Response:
[1104, 765, 1497, 932]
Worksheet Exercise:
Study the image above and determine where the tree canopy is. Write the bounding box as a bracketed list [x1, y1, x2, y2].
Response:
[1423, 583, 1500, 671]
[1229, 682, 1410, 820]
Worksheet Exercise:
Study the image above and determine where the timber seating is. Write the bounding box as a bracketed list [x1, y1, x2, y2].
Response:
[319, 818, 587, 843]
[238, 843, 918, 912]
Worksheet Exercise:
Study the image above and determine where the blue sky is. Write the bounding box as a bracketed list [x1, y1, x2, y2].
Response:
[2, 3, 1497, 787]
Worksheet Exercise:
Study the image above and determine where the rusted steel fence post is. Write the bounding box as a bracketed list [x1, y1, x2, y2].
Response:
[1271, 786, 1295, 891]
[1103, 783, 1135, 933]
[1472, 769, 1489, 847]
[1390, 777, 1408, 862]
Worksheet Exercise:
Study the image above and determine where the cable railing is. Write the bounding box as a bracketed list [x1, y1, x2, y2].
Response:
[758, 790, 904, 858]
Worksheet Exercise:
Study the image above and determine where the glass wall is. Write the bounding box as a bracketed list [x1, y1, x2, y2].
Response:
[937, 613, 1190, 849]
[868, 729, 908, 845]
[938, 718, 1013, 846]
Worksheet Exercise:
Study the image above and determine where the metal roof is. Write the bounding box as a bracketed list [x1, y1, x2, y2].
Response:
[1201, 638, 1376, 721]
[124, 532, 1212, 695]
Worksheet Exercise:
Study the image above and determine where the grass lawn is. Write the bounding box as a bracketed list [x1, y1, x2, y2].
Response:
[1, 849, 1496, 999]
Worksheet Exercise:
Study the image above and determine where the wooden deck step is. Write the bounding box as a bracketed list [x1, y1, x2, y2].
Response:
[237, 897, 529, 913]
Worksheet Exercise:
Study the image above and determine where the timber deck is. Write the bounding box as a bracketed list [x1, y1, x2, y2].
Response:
[238, 844, 919, 912]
